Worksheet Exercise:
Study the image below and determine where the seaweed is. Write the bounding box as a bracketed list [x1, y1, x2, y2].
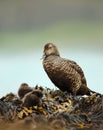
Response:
[0, 85, 103, 130]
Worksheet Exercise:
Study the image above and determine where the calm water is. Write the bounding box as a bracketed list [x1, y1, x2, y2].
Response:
[0, 50, 103, 97]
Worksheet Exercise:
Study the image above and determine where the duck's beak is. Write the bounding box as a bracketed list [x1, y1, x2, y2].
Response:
[40, 53, 46, 60]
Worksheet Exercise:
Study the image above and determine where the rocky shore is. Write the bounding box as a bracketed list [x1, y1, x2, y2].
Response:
[0, 84, 103, 130]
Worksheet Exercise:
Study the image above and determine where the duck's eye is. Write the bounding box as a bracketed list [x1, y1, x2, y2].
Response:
[49, 46, 52, 49]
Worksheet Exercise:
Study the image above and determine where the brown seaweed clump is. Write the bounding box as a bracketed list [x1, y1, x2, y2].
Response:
[0, 84, 103, 130]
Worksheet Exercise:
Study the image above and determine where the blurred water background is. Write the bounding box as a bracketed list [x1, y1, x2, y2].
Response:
[0, 0, 103, 97]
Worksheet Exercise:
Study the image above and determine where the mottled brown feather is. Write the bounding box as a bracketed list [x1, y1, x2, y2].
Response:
[43, 43, 90, 95]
